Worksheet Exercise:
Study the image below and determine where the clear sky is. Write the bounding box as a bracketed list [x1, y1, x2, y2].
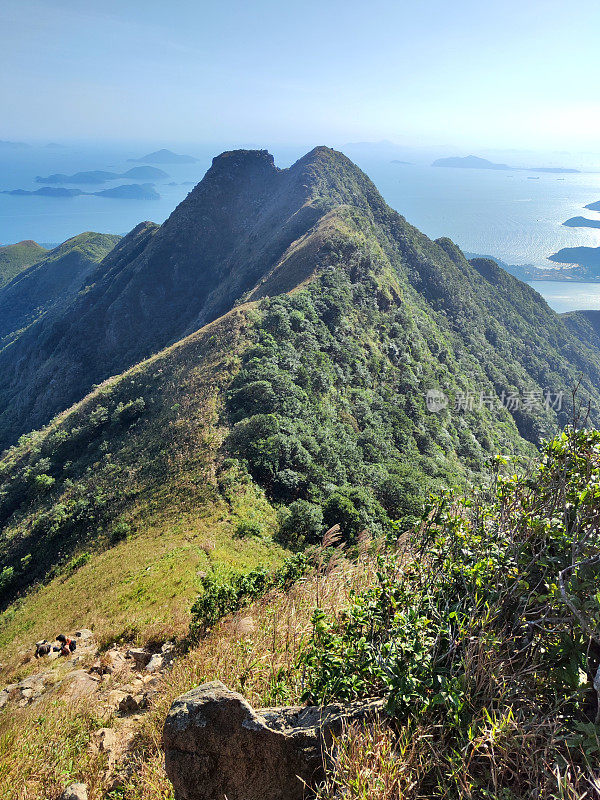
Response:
[1, 0, 598, 152]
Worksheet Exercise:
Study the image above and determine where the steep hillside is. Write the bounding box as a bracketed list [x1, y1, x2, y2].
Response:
[0, 305, 282, 652]
[0, 232, 121, 346]
[2, 147, 600, 650]
[0, 240, 47, 287]
[563, 308, 600, 350]
[1, 148, 600, 453]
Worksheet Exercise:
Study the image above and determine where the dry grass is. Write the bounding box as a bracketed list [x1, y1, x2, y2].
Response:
[315, 719, 406, 800]
[0, 485, 282, 682]
[0, 695, 105, 800]
[0, 553, 371, 800]
[6, 530, 596, 800]
[110, 554, 374, 799]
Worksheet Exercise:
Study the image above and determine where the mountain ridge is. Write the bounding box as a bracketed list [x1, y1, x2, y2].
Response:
[2, 147, 600, 615]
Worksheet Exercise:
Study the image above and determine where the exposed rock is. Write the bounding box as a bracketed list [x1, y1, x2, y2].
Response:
[63, 670, 99, 700]
[108, 690, 128, 710]
[118, 693, 147, 714]
[92, 727, 119, 769]
[127, 648, 152, 668]
[162, 681, 384, 800]
[104, 647, 127, 671]
[59, 783, 88, 800]
[145, 653, 164, 673]
[89, 659, 113, 676]
[75, 628, 94, 642]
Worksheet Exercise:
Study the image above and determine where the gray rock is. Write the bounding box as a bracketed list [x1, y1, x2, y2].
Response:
[59, 783, 88, 800]
[75, 628, 94, 642]
[127, 647, 152, 668]
[63, 670, 99, 699]
[162, 680, 383, 800]
[145, 654, 164, 673]
[118, 693, 147, 714]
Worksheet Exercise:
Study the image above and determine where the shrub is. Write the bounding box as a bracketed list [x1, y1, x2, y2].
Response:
[234, 519, 263, 538]
[63, 552, 91, 576]
[0, 566, 15, 593]
[278, 499, 324, 545]
[110, 520, 131, 543]
[300, 427, 600, 798]
[190, 552, 308, 638]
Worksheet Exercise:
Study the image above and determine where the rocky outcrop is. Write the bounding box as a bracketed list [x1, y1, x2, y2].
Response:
[59, 783, 88, 800]
[162, 681, 384, 800]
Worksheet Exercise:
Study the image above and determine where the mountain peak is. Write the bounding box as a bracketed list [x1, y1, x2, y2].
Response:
[210, 149, 276, 171]
[0, 146, 403, 446]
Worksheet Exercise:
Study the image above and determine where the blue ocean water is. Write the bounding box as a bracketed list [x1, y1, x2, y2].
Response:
[2, 142, 600, 310]
[527, 281, 600, 314]
[0, 143, 215, 245]
[353, 158, 600, 269]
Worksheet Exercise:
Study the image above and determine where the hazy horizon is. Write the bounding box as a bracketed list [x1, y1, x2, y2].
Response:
[2, 0, 599, 154]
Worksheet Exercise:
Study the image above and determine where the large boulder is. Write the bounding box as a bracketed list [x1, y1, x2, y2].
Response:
[162, 681, 383, 800]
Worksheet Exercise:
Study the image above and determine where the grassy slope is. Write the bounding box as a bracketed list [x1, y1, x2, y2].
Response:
[0, 232, 121, 346]
[0, 204, 598, 660]
[3, 150, 600, 678]
[0, 240, 47, 288]
[0, 305, 285, 667]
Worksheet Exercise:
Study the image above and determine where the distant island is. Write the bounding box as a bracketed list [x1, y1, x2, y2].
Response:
[36, 166, 169, 184]
[528, 166, 580, 174]
[549, 246, 600, 273]
[391, 159, 411, 165]
[3, 187, 84, 198]
[433, 154, 581, 173]
[433, 155, 511, 170]
[563, 216, 600, 229]
[0, 140, 30, 149]
[2, 183, 160, 200]
[585, 201, 600, 212]
[128, 148, 197, 164]
[94, 183, 160, 199]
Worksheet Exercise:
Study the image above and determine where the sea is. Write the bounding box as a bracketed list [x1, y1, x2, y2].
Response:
[1, 141, 600, 313]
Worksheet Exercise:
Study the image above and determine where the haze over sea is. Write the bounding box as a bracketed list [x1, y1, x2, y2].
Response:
[2, 141, 600, 311]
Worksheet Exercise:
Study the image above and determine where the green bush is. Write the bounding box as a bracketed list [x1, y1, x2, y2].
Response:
[278, 499, 324, 545]
[300, 427, 600, 797]
[110, 520, 131, 543]
[63, 552, 91, 576]
[0, 566, 15, 593]
[190, 552, 308, 638]
[234, 519, 263, 538]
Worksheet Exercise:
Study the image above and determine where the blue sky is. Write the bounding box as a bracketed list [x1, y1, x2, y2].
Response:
[1, 0, 598, 151]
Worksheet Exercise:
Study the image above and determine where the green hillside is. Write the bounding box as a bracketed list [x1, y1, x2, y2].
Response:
[1, 149, 600, 639]
[0, 240, 47, 287]
[0, 231, 120, 347]
[0, 148, 599, 454]
[1, 147, 600, 800]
